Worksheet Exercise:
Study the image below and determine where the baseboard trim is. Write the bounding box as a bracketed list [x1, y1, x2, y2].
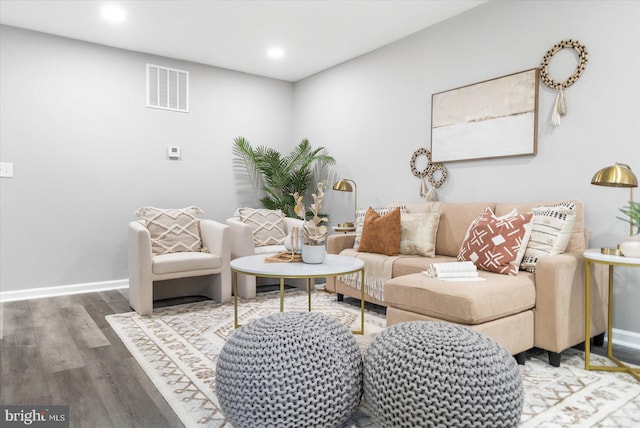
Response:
[0, 279, 128, 302]
[611, 328, 640, 351]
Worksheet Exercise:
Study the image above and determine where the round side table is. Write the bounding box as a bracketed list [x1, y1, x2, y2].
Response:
[584, 248, 640, 381]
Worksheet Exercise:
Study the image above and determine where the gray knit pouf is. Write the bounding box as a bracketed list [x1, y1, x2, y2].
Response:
[215, 311, 362, 428]
[363, 321, 523, 428]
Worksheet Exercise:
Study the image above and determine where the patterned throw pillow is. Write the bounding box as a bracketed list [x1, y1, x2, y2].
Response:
[238, 208, 287, 247]
[457, 207, 533, 276]
[520, 201, 576, 273]
[399, 212, 441, 257]
[135, 206, 204, 255]
[357, 207, 402, 256]
[353, 205, 406, 249]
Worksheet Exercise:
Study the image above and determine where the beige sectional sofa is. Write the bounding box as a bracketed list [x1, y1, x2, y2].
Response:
[327, 200, 609, 366]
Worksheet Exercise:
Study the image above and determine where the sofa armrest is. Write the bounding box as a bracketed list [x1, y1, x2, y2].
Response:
[200, 220, 230, 266]
[327, 233, 356, 255]
[533, 251, 607, 353]
[225, 217, 256, 259]
[128, 221, 153, 313]
[128, 221, 152, 272]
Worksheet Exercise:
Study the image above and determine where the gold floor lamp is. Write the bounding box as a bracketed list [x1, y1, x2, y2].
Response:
[591, 162, 638, 254]
[333, 179, 357, 228]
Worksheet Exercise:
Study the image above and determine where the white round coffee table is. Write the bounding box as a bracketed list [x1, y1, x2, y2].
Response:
[231, 254, 366, 334]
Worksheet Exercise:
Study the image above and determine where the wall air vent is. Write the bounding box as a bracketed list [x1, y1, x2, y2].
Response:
[146, 64, 189, 112]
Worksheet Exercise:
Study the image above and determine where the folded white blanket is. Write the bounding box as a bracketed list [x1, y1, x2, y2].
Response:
[424, 261, 477, 278]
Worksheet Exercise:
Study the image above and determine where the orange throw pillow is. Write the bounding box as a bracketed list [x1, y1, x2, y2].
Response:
[457, 207, 533, 275]
[357, 207, 401, 256]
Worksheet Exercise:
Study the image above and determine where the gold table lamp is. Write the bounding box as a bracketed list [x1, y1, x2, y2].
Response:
[333, 179, 357, 228]
[591, 163, 638, 254]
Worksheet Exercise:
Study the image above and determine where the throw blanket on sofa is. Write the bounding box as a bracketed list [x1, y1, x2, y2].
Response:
[338, 249, 398, 302]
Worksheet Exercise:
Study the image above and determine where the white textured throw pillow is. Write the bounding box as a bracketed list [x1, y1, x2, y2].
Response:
[399, 212, 441, 257]
[520, 201, 576, 273]
[353, 205, 406, 249]
[238, 208, 287, 247]
[135, 206, 204, 255]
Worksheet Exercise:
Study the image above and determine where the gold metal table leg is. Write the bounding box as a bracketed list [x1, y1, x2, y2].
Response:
[233, 270, 240, 329]
[585, 260, 591, 370]
[607, 265, 614, 359]
[280, 277, 285, 312]
[351, 268, 365, 335]
[307, 278, 312, 311]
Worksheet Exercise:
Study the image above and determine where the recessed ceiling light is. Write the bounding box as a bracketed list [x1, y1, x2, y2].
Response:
[101, 4, 126, 24]
[267, 47, 285, 60]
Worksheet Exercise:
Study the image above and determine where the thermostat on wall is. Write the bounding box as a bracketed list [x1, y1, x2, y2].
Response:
[167, 146, 181, 160]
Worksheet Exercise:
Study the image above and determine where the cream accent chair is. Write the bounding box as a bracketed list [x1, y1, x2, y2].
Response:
[226, 216, 305, 299]
[128, 219, 231, 315]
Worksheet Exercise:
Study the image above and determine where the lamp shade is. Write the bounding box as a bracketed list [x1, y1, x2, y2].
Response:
[591, 163, 638, 188]
[333, 180, 354, 192]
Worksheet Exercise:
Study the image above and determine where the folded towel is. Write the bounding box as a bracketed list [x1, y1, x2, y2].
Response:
[423, 271, 479, 278]
[424, 261, 477, 278]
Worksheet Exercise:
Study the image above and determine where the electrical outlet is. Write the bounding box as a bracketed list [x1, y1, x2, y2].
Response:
[0, 162, 13, 178]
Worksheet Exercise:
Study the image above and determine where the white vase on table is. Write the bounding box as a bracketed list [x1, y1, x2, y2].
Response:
[619, 234, 640, 258]
[301, 244, 326, 264]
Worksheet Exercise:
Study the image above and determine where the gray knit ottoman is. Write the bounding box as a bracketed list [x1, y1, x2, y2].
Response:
[215, 311, 362, 428]
[363, 321, 523, 428]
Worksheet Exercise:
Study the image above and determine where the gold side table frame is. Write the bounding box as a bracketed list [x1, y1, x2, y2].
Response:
[584, 248, 640, 381]
[231, 254, 366, 335]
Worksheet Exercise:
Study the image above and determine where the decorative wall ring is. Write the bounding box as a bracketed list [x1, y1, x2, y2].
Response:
[410, 148, 432, 178]
[428, 163, 447, 188]
[540, 39, 588, 90]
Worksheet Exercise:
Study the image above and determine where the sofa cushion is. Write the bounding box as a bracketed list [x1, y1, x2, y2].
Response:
[238, 208, 287, 247]
[404, 202, 495, 257]
[495, 200, 584, 253]
[152, 251, 221, 275]
[358, 207, 401, 256]
[384, 271, 536, 324]
[457, 207, 533, 275]
[135, 206, 204, 255]
[399, 212, 441, 257]
[520, 201, 577, 273]
[354, 205, 406, 249]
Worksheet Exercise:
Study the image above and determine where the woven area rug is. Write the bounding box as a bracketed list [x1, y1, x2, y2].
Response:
[106, 290, 640, 428]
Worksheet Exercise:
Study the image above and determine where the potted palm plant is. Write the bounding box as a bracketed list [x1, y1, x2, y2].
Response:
[232, 137, 336, 218]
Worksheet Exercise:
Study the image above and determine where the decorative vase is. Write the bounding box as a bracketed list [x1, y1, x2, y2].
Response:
[301, 244, 326, 264]
[619, 234, 640, 258]
[283, 228, 304, 254]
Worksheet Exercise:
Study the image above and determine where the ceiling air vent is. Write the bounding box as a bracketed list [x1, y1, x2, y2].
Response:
[146, 64, 189, 112]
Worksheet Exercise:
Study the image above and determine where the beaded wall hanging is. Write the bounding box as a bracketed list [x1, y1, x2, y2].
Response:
[539, 39, 588, 126]
[410, 148, 447, 201]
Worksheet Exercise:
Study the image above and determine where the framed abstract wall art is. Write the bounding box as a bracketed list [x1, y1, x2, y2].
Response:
[431, 68, 539, 163]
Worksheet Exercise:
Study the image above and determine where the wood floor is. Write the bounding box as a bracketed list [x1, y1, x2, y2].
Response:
[1, 290, 638, 428]
[1, 290, 185, 428]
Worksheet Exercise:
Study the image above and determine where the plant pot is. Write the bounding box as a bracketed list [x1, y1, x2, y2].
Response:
[301, 244, 326, 264]
[619, 235, 640, 258]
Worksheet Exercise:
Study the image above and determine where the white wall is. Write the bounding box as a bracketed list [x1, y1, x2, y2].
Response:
[0, 25, 293, 292]
[293, 0, 640, 334]
[2, 1, 639, 336]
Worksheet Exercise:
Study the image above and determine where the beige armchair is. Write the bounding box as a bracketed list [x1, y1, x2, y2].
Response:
[128, 219, 231, 315]
[226, 215, 305, 298]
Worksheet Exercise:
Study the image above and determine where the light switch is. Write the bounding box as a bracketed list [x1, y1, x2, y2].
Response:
[0, 162, 13, 178]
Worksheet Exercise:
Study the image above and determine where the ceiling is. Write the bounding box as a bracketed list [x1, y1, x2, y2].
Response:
[0, 0, 487, 82]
